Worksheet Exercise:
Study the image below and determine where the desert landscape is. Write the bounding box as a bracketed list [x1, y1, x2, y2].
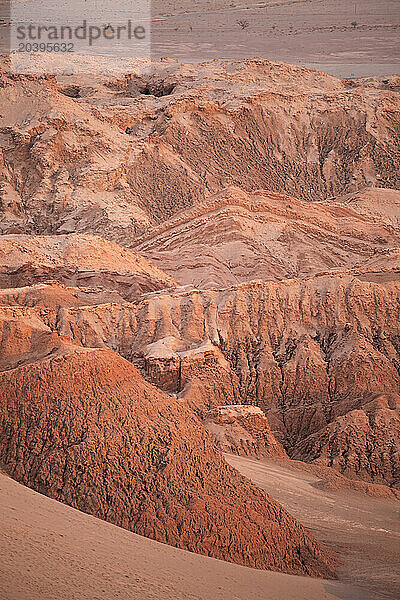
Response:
[151, 0, 400, 76]
[0, 0, 399, 599]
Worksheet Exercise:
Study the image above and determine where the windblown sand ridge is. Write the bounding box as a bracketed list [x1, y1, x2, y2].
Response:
[0, 472, 372, 600]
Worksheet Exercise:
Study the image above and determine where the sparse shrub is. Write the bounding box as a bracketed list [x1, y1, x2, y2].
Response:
[237, 19, 249, 30]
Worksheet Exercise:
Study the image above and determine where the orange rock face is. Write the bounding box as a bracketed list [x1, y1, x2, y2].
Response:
[204, 405, 287, 458]
[2, 269, 399, 489]
[0, 57, 400, 580]
[0, 234, 175, 300]
[1, 59, 399, 241]
[0, 347, 336, 577]
[134, 186, 400, 288]
[292, 394, 400, 486]
[30, 273, 397, 486]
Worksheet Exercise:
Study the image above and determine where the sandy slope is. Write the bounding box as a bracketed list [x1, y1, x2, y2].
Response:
[226, 455, 400, 600]
[0, 473, 371, 600]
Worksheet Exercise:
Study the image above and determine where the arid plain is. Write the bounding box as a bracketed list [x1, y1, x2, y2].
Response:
[151, 0, 400, 76]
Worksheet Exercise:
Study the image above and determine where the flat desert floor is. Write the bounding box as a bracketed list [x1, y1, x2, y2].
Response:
[0, 471, 372, 600]
[227, 455, 400, 600]
[151, 0, 400, 76]
[2, 0, 399, 77]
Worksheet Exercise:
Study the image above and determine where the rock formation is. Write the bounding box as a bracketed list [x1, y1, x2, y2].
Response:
[0, 346, 336, 577]
[2, 267, 399, 488]
[1, 59, 399, 243]
[29, 272, 397, 487]
[292, 393, 400, 486]
[0, 57, 399, 582]
[134, 186, 400, 287]
[0, 233, 174, 300]
[337, 187, 400, 228]
[204, 405, 287, 458]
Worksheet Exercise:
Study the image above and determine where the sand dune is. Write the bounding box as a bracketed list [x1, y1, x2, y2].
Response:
[0, 472, 372, 600]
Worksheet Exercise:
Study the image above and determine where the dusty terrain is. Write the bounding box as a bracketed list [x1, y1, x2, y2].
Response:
[1, 58, 399, 243]
[0, 472, 372, 600]
[0, 45, 399, 600]
[151, 0, 400, 77]
[227, 455, 400, 599]
[3, 0, 398, 76]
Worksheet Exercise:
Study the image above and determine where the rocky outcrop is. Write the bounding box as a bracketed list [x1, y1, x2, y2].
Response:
[292, 393, 400, 487]
[0, 303, 80, 372]
[42, 273, 400, 486]
[204, 405, 287, 458]
[0, 347, 336, 577]
[0, 281, 126, 308]
[0, 234, 174, 300]
[2, 269, 398, 485]
[1, 55, 399, 582]
[1, 59, 399, 241]
[142, 337, 232, 399]
[134, 186, 400, 287]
